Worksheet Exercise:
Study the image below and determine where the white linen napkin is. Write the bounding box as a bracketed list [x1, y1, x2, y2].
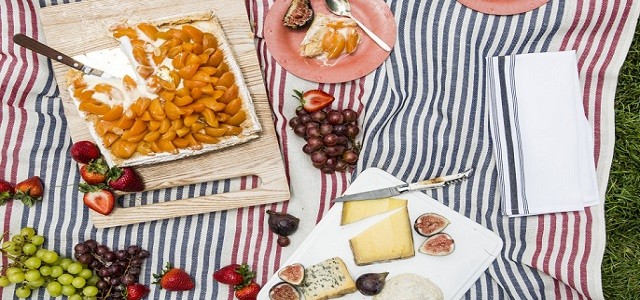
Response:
[485, 50, 599, 216]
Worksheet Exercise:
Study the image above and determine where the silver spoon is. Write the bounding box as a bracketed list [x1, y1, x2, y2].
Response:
[325, 0, 391, 52]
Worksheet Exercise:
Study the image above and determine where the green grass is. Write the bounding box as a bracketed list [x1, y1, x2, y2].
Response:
[603, 20, 640, 299]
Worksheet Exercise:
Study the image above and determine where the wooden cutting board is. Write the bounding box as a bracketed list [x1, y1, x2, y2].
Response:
[38, 0, 290, 228]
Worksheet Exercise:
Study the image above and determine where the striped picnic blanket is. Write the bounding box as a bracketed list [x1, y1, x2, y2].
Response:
[1, 0, 639, 299]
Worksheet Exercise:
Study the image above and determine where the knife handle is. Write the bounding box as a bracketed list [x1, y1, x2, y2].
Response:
[13, 34, 86, 72]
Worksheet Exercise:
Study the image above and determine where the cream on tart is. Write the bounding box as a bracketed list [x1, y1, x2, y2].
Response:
[66, 13, 261, 167]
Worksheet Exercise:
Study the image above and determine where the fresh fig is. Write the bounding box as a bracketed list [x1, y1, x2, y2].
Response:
[277, 263, 305, 285]
[419, 233, 455, 256]
[267, 210, 300, 237]
[283, 0, 314, 29]
[269, 282, 301, 300]
[414, 213, 450, 237]
[356, 272, 388, 296]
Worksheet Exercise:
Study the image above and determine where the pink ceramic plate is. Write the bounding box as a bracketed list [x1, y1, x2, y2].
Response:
[263, 0, 397, 83]
[457, 0, 550, 15]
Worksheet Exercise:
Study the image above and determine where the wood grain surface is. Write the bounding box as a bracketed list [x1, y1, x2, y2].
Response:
[38, 0, 290, 228]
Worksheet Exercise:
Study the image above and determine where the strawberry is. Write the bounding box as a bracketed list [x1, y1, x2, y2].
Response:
[0, 179, 14, 205]
[79, 183, 115, 215]
[294, 89, 334, 112]
[70, 140, 101, 164]
[107, 166, 144, 192]
[153, 262, 195, 291]
[14, 176, 44, 207]
[80, 158, 109, 185]
[125, 283, 150, 300]
[234, 282, 260, 300]
[213, 264, 255, 286]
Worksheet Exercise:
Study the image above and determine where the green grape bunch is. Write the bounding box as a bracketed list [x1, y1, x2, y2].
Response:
[0, 227, 99, 299]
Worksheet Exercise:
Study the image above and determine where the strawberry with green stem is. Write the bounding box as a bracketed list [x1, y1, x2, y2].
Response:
[153, 262, 195, 291]
[0, 179, 14, 205]
[14, 176, 44, 207]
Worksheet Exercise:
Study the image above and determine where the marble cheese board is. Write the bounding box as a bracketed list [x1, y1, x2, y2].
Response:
[259, 168, 503, 299]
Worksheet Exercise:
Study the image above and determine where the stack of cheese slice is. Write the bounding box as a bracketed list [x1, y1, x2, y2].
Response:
[342, 198, 415, 266]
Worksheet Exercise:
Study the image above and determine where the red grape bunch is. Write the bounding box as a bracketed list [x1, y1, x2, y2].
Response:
[288, 89, 361, 174]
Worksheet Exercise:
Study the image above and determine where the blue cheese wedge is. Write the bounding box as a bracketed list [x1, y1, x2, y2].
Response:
[299, 257, 357, 300]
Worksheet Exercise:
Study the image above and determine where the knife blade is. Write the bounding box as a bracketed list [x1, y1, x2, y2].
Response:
[13, 34, 112, 78]
[333, 168, 473, 202]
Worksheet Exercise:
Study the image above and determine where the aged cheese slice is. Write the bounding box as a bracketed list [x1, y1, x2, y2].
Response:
[299, 257, 357, 300]
[341, 197, 407, 225]
[349, 206, 415, 266]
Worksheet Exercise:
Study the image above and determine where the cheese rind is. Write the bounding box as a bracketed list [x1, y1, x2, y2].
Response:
[299, 257, 357, 300]
[341, 197, 408, 225]
[349, 206, 415, 266]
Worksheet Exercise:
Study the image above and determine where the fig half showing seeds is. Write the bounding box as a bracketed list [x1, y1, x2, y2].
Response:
[419, 233, 455, 256]
[277, 263, 305, 285]
[414, 213, 450, 237]
[269, 282, 301, 300]
[283, 0, 314, 29]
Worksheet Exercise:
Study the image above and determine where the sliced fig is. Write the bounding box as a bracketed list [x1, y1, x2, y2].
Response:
[283, 0, 314, 29]
[419, 233, 455, 256]
[277, 263, 305, 285]
[414, 213, 450, 237]
[269, 282, 301, 300]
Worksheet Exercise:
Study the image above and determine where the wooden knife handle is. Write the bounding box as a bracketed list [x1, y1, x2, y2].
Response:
[13, 33, 86, 72]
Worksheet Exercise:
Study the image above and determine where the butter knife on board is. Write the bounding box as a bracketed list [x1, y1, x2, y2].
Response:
[333, 168, 473, 202]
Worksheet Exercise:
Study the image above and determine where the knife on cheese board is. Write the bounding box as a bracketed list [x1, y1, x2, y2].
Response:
[333, 168, 473, 202]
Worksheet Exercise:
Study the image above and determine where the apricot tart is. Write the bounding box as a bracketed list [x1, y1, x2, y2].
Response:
[66, 13, 261, 167]
[299, 13, 361, 65]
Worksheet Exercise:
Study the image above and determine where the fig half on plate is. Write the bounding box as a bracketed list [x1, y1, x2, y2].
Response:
[283, 0, 314, 29]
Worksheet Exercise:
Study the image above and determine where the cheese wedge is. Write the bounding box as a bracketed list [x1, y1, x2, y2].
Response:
[349, 206, 415, 266]
[341, 197, 408, 225]
[299, 257, 357, 300]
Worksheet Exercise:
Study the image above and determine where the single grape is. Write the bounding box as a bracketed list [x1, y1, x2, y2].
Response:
[307, 137, 323, 151]
[78, 253, 94, 265]
[62, 284, 77, 296]
[138, 250, 150, 258]
[46, 281, 63, 297]
[325, 145, 346, 157]
[346, 125, 359, 139]
[39, 265, 52, 276]
[7, 271, 25, 283]
[74, 243, 90, 254]
[67, 263, 83, 275]
[310, 151, 328, 164]
[35, 248, 48, 259]
[58, 258, 73, 269]
[99, 267, 110, 277]
[306, 126, 322, 138]
[2, 241, 13, 251]
[277, 235, 290, 247]
[95, 245, 108, 256]
[116, 260, 128, 268]
[103, 251, 116, 262]
[15, 286, 31, 298]
[20, 227, 36, 238]
[50, 266, 64, 278]
[11, 235, 25, 244]
[24, 257, 42, 269]
[343, 149, 359, 164]
[335, 136, 349, 145]
[72, 276, 86, 288]
[121, 273, 135, 285]
[293, 125, 306, 137]
[299, 114, 312, 125]
[6, 242, 22, 255]
[327, 110, 344, 125]
[79, 268, 93, 279]
[89, 260, 102, 270]
[30, 235, 45, 246]
[325, 158, 337, 168]
[342, 109, 358, 122]
[25, 276, 46, 288]
[130, 257, 143, 267]
[6, 267, 23, 276]
[321, 166, 334, 174]
[335, 160, 348, 171]
[333, 124, 347, 136]
[57, 274, 74, 285]
[83, 286, 100, 297]
[42, 251, 60, 264]
[96, 279, 109, 290]
[302, 144, 315, 154]
[295, 106, 307, 117]
[22, 243, 37, 255]
[288, 116, 301, 128]
[128, 266, 141, 276]
[127, 245, 141, 256]
[319, 123, 333, 135]
[0, 275, 10, 287]
[109, 264, 124, 276]
[87, 275, 100, 286]
[310, 110, 326, 122]
[68, 294, 83, 300]
[323, 133, 338, 146]
[84, 239, 98, 251]
[24, 269, 41, 282]
[304, 122, 319, 131]
[109, 277, 121, 286]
